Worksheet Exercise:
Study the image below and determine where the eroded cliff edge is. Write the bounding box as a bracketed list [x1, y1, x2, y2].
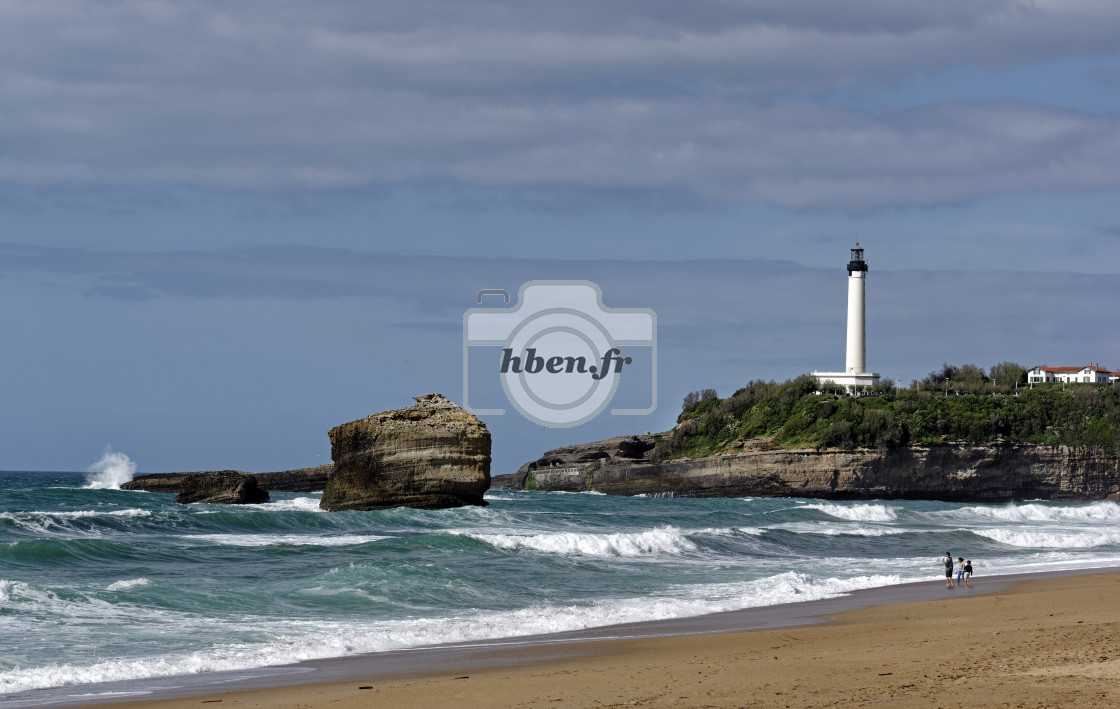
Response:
[495, 435, 1120, 502]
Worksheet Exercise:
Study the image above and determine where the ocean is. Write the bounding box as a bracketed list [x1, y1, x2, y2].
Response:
[4, 469, 1120, 700]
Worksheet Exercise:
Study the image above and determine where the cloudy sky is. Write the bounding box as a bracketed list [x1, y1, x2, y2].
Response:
[2, 1, 1119, 474]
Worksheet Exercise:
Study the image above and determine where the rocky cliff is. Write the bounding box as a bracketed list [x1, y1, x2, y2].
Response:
[320, 394, 491, 511]
[497, 435, 1120, 502]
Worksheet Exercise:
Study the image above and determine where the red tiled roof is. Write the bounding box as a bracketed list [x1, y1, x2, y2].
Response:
[1036, 366, 1082, 372]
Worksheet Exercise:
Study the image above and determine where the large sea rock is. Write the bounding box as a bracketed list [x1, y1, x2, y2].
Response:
[174, 471, 270, 505]
[320, 394, 491, 511]
[497, 437, 1120, 502]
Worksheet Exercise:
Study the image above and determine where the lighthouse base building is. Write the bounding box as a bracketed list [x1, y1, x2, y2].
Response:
[812, 244, 880, 391]
[812, 370, 881, 390]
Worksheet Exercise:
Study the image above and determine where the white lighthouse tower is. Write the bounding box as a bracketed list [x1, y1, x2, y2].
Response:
[813, 243, 880, 391]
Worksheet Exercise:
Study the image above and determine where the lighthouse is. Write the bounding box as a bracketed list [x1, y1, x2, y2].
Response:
[845, 243, 867, 374]
[812, 243, 880, 391]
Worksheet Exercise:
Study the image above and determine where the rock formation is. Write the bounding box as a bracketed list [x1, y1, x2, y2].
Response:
[492, 435, 656, 490]
[121, 473, 189, 493]
[499, 436, 1120, 502]
[254, 464, 333, 492]
[124, 464, 333, 494]
[319, 394, 491, 511]
[174, 471, 270, 505]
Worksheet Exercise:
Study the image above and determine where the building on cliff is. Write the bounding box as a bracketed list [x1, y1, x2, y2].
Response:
[1027, 365, 1117, 384]
[811, 243, 881, 391]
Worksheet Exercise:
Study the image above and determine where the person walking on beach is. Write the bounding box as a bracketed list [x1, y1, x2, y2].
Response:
[964, 560, 973, 587]
[943, 552, 954, 588]
[956, 557, 966, 586]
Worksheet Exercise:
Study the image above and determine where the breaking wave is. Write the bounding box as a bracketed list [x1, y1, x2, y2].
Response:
[183, 534, 388, 547]
[953, 502, 1120, 523]
[972, 528, 1120, 549]
[801, 503, 898, 522]
[464, 526, 698, 557]
[84, 448, 137, 490]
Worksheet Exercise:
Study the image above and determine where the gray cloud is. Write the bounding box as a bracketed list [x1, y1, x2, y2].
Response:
[4, 242, 1118, 372]
[1084, 66, 1120, 87]
[1, 1, 1119, 210]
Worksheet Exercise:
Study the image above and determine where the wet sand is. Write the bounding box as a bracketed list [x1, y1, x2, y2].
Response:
[70, 570, 1120, 709]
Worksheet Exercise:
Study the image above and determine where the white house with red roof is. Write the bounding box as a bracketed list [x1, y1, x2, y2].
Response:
[1026, 364, 1114, 384]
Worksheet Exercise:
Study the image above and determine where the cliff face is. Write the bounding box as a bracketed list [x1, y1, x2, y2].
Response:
[502, 437, 1120, 502]
[320, 394, 491, 511]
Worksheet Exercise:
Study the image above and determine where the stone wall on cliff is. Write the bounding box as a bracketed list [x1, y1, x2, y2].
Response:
[320, 394, 491, 511]
[498, 437, 1120, 502]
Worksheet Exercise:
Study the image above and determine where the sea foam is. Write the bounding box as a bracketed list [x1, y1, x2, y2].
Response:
[243, 497, 325, 513]
[802, 503, 898, 522]
[106, 579, 152, 592]
[464, 526, 697, 557]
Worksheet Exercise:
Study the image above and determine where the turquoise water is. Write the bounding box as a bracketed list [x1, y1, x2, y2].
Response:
[4, 469, 1120, 695]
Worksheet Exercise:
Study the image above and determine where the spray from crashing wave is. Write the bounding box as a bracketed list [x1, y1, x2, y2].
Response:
[85, 447, 137, 489]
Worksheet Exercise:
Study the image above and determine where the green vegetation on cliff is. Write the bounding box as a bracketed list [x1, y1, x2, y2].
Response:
[653, 365, 1120, 461]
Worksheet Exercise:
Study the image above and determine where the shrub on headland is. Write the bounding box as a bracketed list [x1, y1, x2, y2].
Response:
[661, 364, 1120, 459]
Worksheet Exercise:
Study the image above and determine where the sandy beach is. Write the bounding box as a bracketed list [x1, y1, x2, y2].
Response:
[76, 571, 1120, 709]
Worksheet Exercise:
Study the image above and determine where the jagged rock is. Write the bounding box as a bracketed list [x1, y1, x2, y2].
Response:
[513, 438, 1120, 502]
[174, 471, 270, 505]
[320, 394, 491, 511]
[124, 464, 333, 494]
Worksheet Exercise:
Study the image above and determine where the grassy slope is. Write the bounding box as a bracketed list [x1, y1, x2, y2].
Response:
[655, 376, 1120, 460]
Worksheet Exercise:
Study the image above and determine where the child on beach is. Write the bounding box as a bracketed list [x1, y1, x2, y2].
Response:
[964, 560, 973, 586]
[956, 557, 965, 586]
